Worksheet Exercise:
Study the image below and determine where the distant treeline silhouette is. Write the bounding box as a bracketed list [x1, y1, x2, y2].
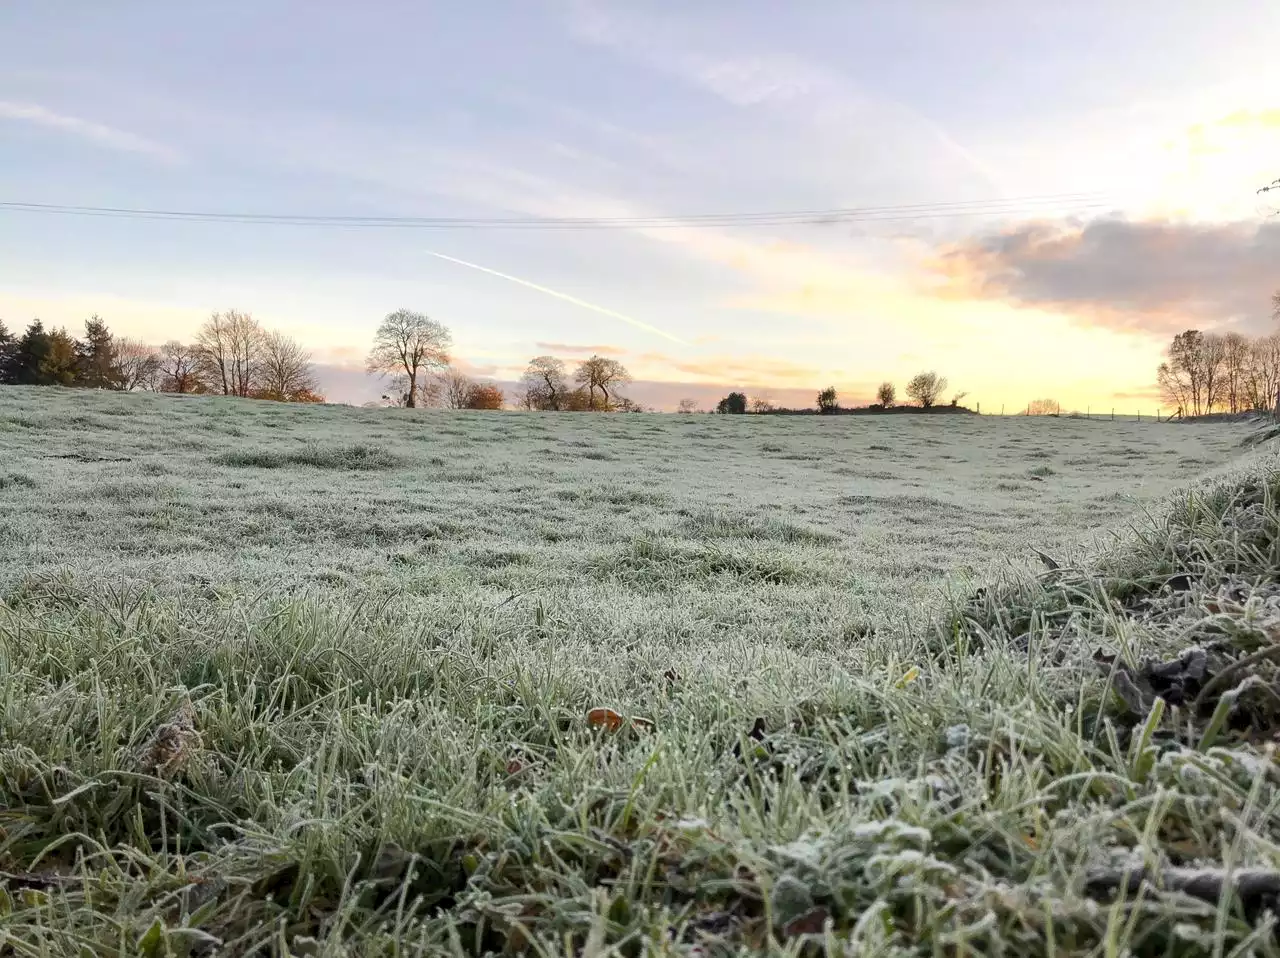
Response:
[697, 372, 970, 416]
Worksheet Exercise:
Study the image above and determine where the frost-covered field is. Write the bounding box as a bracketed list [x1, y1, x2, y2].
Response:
[0, 388, 1248, 622]
[1, 386, 1276, 955]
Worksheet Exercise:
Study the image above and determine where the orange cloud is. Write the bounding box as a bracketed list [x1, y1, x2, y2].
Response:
[637, 352, 824, 384]
[533, 341, 626, 355]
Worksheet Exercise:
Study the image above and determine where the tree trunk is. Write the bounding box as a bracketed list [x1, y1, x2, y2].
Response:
[406, 369, 418, 408]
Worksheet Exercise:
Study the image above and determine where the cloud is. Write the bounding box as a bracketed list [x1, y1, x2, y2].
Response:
[637, 352, 823, 384]
[929, 217, 1280, 335]
[0, 100, 179, 161]
[534, 342, 626, 355]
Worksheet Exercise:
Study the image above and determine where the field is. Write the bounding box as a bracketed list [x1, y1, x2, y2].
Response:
[1, 386, 1278, 955]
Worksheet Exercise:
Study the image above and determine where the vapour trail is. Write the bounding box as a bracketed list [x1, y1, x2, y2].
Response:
[423, 249, 688, 344]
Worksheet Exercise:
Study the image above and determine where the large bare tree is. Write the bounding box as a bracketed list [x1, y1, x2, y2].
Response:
[257, 330, 320, 401]
[366, 309, 451, 408]
[574, 355, 631, 410]
[157, 341, 202, 394]
[520, 355, 569, 411]
[905, 371, 948, 409]
[195, 310, 263, 397]
[114, 338, 160, 390]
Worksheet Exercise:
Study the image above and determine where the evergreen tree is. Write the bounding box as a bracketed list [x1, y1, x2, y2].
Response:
[41, 329, 80, 386]
[0, 320, 15, 385]
[11, 321, 51, 385]
[76, 315, 121, 388]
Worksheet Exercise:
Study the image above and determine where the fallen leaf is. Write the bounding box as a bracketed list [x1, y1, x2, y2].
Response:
[630, 716, 655, 732]
[781, 906, 828, 938]
[896, 666, 920, 688]
[587, 707, 624, 732]
[505, 758, 524, 776]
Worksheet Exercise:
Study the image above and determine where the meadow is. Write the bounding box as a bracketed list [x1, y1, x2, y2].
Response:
[1, 386, 1277, 955]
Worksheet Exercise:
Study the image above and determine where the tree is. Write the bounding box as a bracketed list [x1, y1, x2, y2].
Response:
[195, 310, 263, 397]
[115, 338, 160, 390]
[520, 356, 569, 411]
[1221, 332, 1251, 413]
[9, 321, 50, 385]
[255, 330, 319, 401]
[1246, 333, 1280, 411]
[817, 386, 839, 414]
[749, 391, 775, 413]
[949, 390, 969, 408]
[677, 398, 699, 414]
[40, 328, 79, 386]
[76, 315, 121, 389]
[439, 368, 475, 410]
[158, 342, 200, 394]
[716, 391, 747, 414]
[1025, 398, 1059, 416]
[574, 355, 631, 410]
[876, 381, 895, 408]
[0, 320, 15, 384]
[366, 309, 451, 409]
[157, 341, 203, 394]
[905, 371, 948, 408]
[466, 383, 504, 410]
[1157, 330, 1228, 416]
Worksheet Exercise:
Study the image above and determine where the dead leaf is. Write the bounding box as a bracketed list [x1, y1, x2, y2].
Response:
[587, 707, 625, 732]
[781, 906, 828, 938]
[135, 699, 201, 777]
[505, 758, 524, 776]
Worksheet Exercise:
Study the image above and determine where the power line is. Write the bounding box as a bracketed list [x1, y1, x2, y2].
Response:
[0, 191, 1112, 231]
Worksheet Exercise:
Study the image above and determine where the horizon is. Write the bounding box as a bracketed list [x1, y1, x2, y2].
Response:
[3, 2, 1278, 411]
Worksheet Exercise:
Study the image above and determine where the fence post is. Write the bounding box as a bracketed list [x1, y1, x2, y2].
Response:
[1111, 408, 1114, 421]
[1001, 404, 1005, 416]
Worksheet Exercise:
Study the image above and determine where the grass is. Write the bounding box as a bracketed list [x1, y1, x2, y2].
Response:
[0, 386, 1276, 954]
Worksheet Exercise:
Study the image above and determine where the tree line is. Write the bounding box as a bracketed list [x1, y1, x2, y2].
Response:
[1157, 327, 1280, 417]
[364, 310, 641, 411]
[702, 370, 961, 415]
[0, 312, 322, 401]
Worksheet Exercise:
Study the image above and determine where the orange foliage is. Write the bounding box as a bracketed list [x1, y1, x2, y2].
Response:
[466, 384, 504, 409]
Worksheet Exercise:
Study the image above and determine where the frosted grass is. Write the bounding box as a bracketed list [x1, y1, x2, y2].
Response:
[0, 386, 1273, 955]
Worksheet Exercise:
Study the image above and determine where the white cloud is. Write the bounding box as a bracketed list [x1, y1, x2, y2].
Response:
[0, 100, 179, 162]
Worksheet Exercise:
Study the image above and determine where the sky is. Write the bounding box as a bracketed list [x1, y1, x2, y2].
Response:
[1, 1, 1278, 411]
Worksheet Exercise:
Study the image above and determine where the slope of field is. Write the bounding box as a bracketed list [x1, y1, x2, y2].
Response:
[0, 387, 1272, 954]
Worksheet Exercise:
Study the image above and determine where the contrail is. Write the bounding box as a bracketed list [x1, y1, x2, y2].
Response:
[423, 249, 687, 344]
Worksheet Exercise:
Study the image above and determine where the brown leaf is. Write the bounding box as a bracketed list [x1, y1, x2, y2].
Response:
[587, 707, 625, 732]
[781, 906, 828, 938]
[505, 758, 524, 776]
[630, 716, 656, 732]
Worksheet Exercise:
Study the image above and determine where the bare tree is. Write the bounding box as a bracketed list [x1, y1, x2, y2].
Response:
[876, 382, 895, 407]
[574, 355, 631, 410]
[749, 391, 776, 413]
[1247, 332, 1280, 411]
[439, 368, 475, 409]
[905, 371, 948, 409]
[195, 310, 264, 397]
[366, 309, 452, 409]
[1200, 333, 1228, 414]
[520, 356, 569, 411]
[677, 398, 699, 414]
[157, 341, 202, 394]
[1221, 332, 1251, 413]
[114, 338, 160, 391]
[1158, 329, 1227, 416]
[1025, 398, 1059, 415]
[256, 330, 319, 401]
